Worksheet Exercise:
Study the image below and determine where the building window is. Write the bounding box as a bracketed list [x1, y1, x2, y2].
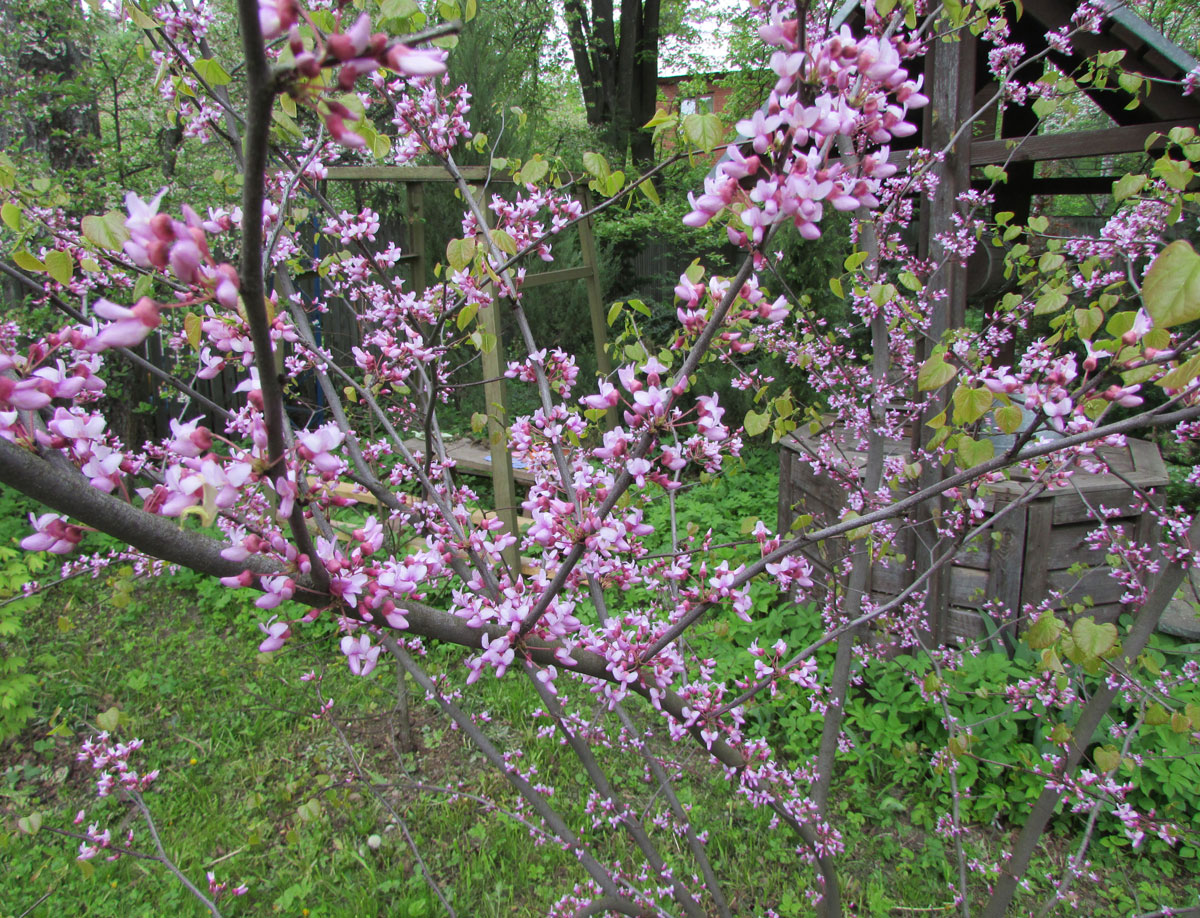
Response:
[679, 94, 714, 116]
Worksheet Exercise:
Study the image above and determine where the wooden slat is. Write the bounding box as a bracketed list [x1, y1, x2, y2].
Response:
[1047, 567, 1127, 606]
[970, 121, 1180, 166]
[1045, 520, 1132, 570]
[401, 438, 537, 486]
[1127, 436, 1168, 481]
[521, 265, 594, 289]
[1051, 488, 1142, 524]
[1019, 499, 1055, 611]
[873, 564, 990, 608]
[985, 499, 1027, 616]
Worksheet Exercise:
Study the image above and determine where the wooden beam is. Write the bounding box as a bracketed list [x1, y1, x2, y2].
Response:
[970, 120, 1180, 166]
[972, 175, 1122, 195]
[521, 265, 594, 289]
[470, 183, 520, 572]
[406, 182, 426, 295]
[327, 165, 507, 182]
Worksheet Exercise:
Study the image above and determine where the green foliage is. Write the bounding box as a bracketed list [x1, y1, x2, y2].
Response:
[0, 488, 50, 741]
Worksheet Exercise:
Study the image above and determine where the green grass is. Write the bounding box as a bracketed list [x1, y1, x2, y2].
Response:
[1, 454, 1198, 917]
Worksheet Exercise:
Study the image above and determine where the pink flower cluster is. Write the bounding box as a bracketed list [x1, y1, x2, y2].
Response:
[684, 10, 924, 246]
[77, 733, 159, 800]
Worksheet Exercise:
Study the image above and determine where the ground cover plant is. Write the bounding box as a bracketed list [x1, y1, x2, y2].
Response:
[2, 0, 1200, 916]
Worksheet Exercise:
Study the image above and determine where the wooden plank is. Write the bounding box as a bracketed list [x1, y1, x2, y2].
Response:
[471, 184, 518, 570]
[970, 121, 1180, 166]
[1045, 520, 1133, 570]
[1019, 499, 1055, 611]
[947, 608, 986, 641]
[406, 182, 426, 295]
[1127, 436, 1168, 481]
[954, 534, 992, 570]
[1047, 567, 1126, 606]
[402, 438, 536, 486]
[1051, 488, 1141, 524]
[521, 265, 594, 289]
[873, 564, 990, 608]
[985, 499, 1027, 616]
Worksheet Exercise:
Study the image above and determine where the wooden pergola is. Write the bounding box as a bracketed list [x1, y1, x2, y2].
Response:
[322, 165, 613, 563]
[825, 0, 1200, 333]
[778, 0, 1200, 641]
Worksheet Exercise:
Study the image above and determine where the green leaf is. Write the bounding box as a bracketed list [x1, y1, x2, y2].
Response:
[193, 57, 232, 86]
[582, 151, 610, 180]
[983, 164, 1008, 184]
[744, 409, 769, 437]
[44, 250, 72, 286]
[1, 201, 21, 231]
[829, 276, 844, 299]
[1035, 287, 1069, 315]
[682, 112, 723, 153]
[917, 354, 957, 391]
[515, 156, 549, 186]
[490, 228, 518, 257]
[96, 706, 122, 732]
[126, 4, 162, 28]
[1075, 306, 1104, 340]
[184, 312, 203, 350]
[607, 301, 623, 325]
[132, 272, 154, 300]
[1026, 611, 1064, 650]
[17, 812, 42, 835]
[1112, 173, 1147, 202]
[81, 211, 131, 251]
[381, 0, 421, 19]
[956, 435, 994, 469]
[11, 250, 44, 272]
[1155, 353, 1200, 390]
[1027, 215, 1049, 234]
[1038, 252, 1065, 273]
[463, 0, 477, 20]
[1071, 617, 1118, 659]
[844, 250, 869, 272]
[456, 301, 479, 331]
[1145, 702, 1170, 726]
[636, 177, 660, 206]
[1142, 240, 1200, 328]
[1093, 745, 1121, 773]
[994, 404, 1023, 434]
[445, 237, 476, 272]
[952, 385, 993, 424]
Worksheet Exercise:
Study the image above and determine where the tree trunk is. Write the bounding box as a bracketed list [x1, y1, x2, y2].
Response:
[563, 0, 661, 170]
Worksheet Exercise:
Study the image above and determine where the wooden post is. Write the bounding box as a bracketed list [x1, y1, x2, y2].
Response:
[578, 188, 617, 429]
[407, 181, 426, 295]
[471, 183, 520, 571]
[914, 29, 977, 644]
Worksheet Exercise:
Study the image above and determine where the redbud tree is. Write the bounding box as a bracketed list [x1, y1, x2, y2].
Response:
[2, 0, 1200, 915]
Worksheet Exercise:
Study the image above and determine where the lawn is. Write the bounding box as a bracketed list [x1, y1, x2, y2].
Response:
[1, 452, 1198, 917]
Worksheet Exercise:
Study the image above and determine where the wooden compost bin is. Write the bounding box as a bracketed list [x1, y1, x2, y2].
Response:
[777, 432, 1169, 640]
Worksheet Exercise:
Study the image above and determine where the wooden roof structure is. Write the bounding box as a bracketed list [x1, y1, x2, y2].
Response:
[829, 0, 1200, 330]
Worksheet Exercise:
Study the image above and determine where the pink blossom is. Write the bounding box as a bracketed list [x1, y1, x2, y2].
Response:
[86, 298, 162, 353]
[21, 513, 85, 554]
[257, 616, 290, 651]
[341, 633, 381, 676]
